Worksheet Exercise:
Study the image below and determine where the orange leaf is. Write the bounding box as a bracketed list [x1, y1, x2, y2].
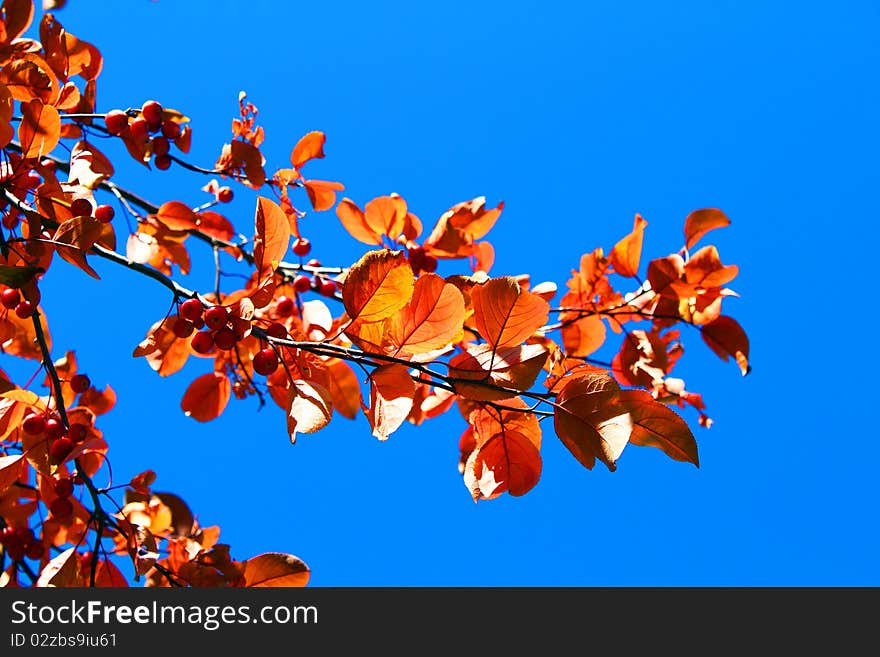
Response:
[0, 54, 59, 104]
[287, 379, 333, 443]
[196, 211, 235, 242]
[684, 208, 730, 250]
[387, 273, 465, 355]
[701, 315, 750, 375]
[424, 197, 503, 257]
[304, 179, 344, 212]
[36, 546, 80, 587]
[342, 249, 414, 323]
[68, 140, 114, 189]
[3, 0, 34, 42]
[367, 363, 414, 441]
[155, 201, 198, 232]
[326, 358, 362, 420]
[471, 276, 549, 349]
[463, 430, 542, 501]
[181, 373, 230, 422]
[449, 343, 548, 401]
[52, 215, 103, 279]
[243, 552, 310, 587]
[682, 245, 738, 289]
[129, 469, 156, 494]
[290, 131, 325, 169]
[0, 83, 13, 148]
[0, 454, 24, 495]
[616, 390, 699, 466]
[78, 384, 116, 415]
[335, 197, 382, 245]
[365, 195, 408, 240]
[609, 214, 647, 278]
[561, 314, 606, 357]
[553, 370, 628, 471]
[253, 196, 290, 278]
[647, 254, 686, 299]
[469, 398, 541, 450]
[18, 98, 60, 159]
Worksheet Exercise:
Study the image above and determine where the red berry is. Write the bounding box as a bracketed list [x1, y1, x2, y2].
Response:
[68, 423, 88, 444]
[53, 477, 74, 498]
[22, 414, 46, 436]
[7, 543, 25, 561]
[94, 204, 115, 223]
[253, 348, 279, 376]
[275, 296, 294, 317]
[154, 154, 172, 170]
[217, 186, 234, 203]
[213, 327, 238, 350]
[172, 317, 195, 339]
[192, 316, 205, 330]
[0, 526, 15, 545]
[190, 331, 214, 354]
[179, 298, 204, 322]
[161, 119, 181, 140]
[49, 437, 73, 465]
[2, 211, 19, 230]
[151, 136, 170, 157]
[293, 274, 311, 294]
[292, 237, 311, 257]
[14, 527, 34, 545]
[265, 322, 288, 339]
[49, 496, 73, 519]
[24, 172, 41, 189]
[306, 258, 321, 268]
[25, 541, 44, 560]
[129, 117, 149, 141]
[141, 100, 163, 124]
[104, 109, 129, 135]
[40, 158, 57, 172]
[70, 373, 90, 393]
[1, 288, 21, 309]
[204, 305, 229, 330]
[319, 279, 337, 297]
[14, 300, 34, 319]
[44, 418, 65, 441]
[421, 255, 438, 273]
[70, 197, 93, 217]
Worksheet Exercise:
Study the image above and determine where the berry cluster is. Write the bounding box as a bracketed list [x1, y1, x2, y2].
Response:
[1, 287, 34, 319]
[176, 299, 250, 354]
[69, 197, 115, 223]
[292, 258, 338, 297]
[104, 100, 183, 170]
[0, 525, 43, 562]
[48, 476, 76, 520]
[22, 411, 89, 467]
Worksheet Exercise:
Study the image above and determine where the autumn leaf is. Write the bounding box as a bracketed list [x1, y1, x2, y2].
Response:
[67, 140, 114, 189]
[52, 215, 104, 278]
[253, 196, 290, 279]
[553, 369, 628, 471]
[0, 54, 59, 103]
[336, 198, 382, 245]
[304, 179, 344, 211]
[335, 195, 409, 245]
[181, 373, 231, 422]
[609, 214, 647, 278]
[3, 0, 34, 43]
[18, 97, 60, 159]
[155, 201, 198, 232]
[463, 430, 542, 501]
[449, 343, 548, 401]
[424, 197, 503, 258]
[242, 552, 310, 587]
[561, 314, 606, 357]
[0, 83, 13, 147]
[0, 454, 24, 495]
[469, 398, 541, 449]
[342, 249, 414, 324]
[471, 276, 549, 349]
[36, 546, 80, 587]
[290, 131, 325, 169]
[701, 315, 750, 375]
[0, 263, 42, 288]
[287, 379, 333, 443]
[684, 208, 730, 250]
[367, 364, 415, 441]
[326, 358, 361, 420]
[615, 390, 699, 466]
[387, 273, 465, 355]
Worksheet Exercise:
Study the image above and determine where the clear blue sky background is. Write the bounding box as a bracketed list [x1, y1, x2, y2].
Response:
[12, 1, 878, 585]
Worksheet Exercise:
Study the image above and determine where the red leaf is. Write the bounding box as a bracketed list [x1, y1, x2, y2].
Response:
[181, 373, 231, 422]
[684, 208, 730, 250]
[0, 454, 24, 495]
[342, 249, 414, 324]
[463, 430, 542, 501]
[304, 179, 344, 212]
[242, 552, 310, 587]
[471, 276, 549, 349]
[253, 196, 290, 279]
[18, 97, 60, 159]
[155, 201, 198, 232]
[701, 315, 750, 375]
[52, 215, 104, 279]
[387, 273, 465, 356]
[367, 363, 415, 440]
[335, 198, 382, 245]
[616, 390, 699, 466]
[448, 343, 548, 401]
[561, 314, 606, 357]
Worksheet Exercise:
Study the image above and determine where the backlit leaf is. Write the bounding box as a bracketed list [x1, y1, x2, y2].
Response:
[0, 454, 23, 495]
[0, 53, 58, 103]
[616, 390, 699, 466]
[68, 140, 114, 189]
[469, 397, 541, 449]
[449, 343, 548, 401]
[471, 276, 549, 349]
[701, 315, 750, 375]
[367, 363, 414, 441]
[181, 373, 230, 422]
[253, 196, 290, 278]
[155, 201, 198, 232]
[287, 379, 333, 443]
[18, 97, 60, 159]
[326, 358, 361, 420]
[336, 198, 382, 245]
[243, 552, 310, 587]
[36, 546, 79, 587]
[684, 208, 730, 250]
[52, 215, 103, 279]
[609, 214, 647, 278]
[342, 249, 414, 324]
[0, 82, 13, 147]
[463, 430, 542, 501]
[304, 179, 344, 211]
[290, 131, 325, 169]
[561, 314, 606, 357]
[388, 273, 465, 355]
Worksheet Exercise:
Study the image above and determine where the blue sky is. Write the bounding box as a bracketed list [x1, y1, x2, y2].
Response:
[11, 0, 878, 585]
